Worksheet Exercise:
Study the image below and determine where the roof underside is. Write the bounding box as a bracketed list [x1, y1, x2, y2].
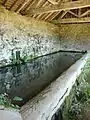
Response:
[0, 0, 90, 24]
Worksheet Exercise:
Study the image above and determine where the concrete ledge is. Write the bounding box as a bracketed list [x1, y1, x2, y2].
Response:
[20, 53, 89, 120]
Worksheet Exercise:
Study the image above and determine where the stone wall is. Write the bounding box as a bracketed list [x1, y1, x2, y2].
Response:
[0, 5, 90, 67]
[59, 24, 90, 51]
[0, 6, 61, 67]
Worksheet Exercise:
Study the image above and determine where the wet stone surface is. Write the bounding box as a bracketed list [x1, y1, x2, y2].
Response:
[0, 52, 83, 106]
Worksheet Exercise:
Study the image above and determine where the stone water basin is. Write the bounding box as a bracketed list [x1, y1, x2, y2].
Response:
[0, 51, 84, 106]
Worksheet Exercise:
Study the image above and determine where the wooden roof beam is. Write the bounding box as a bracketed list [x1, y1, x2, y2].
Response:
[78, 8, 81, 17]
[48, 11, 61, 21]
[22, 0, 90, 15]
[52, 17, 90, 24]
[80, 9, 90, 17]
[47, 0, 59, 5]
[2, 0, 8, 5]
[60, 11, 68, 19]
[68, 10, 78, 17]
[16, 0, 30, 13]
[45, 0, 61, 20]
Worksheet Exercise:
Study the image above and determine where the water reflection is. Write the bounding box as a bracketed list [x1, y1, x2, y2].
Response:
[0, 52, 83, 106]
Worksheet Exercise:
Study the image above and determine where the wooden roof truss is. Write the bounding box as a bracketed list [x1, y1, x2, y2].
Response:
[0, 0, 90, 24]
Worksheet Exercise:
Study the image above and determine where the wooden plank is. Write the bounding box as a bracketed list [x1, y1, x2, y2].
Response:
[20, 0, 33, 11]
[26, 0, 38, 11]
[0, 0, 5, 4]
[33, 0, 46, 18]
[22, 0, 90, 15]
[68, 10, 78, 17]
[80, 10, 90, 17]
[2, 0, 16, 9]
[47, 12, 57, 21]
[10, 0, 25, 11]
[48, 11, 61, 21]
[60, 11, 68, 19]
[47, 0, 59, 5]
[52, 17, 90, 24]
[36, 1, 49, 19]
[45, 0, 61, 21]
[2, 0, 8, 5]
[40, 13, 50, 20]
[44, 12, 54, 20]
[16, 0, 30, 13]
[36, 0, 44, 7]
[78, 8, 81, 17]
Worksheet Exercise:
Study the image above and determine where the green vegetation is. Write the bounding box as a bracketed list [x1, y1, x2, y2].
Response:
[68, 79, 90, 120]
[63, 57, 90, 120]
[0, 93, 20, 110]
[11, 50, 38, 65]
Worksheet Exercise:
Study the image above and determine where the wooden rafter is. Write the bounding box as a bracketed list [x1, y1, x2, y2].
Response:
[22, 0, 90, 15]
[2, 0, 8, 5]
[16, 0, 30, 13]
[49, 11, 61, 21]
[44, 12, 53, 20]
[80, 10, 90, 17]
[60, 11, 68, 19]
[9, 0, 18, 10]
[36, 0, 44, 7]
[36, 1, 49, 19]
[68, 10, 78, 17]
[26, 0, 37, 11]
[78, 8, 81, 17]
[47, 12, 59, 21]
[52, 17, 90, 24]
[33, 0, 46, 18]
[44, 0, 61, 21]
[40, 13, 48, 20]
[1, 0, 90, 24]
[47, 0, 59, 5]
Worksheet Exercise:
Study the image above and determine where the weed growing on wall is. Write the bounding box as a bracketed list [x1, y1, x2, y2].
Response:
[0, 93, 20, 109]
[11, 49, 38, 65]
[0, 93, 24, 110]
